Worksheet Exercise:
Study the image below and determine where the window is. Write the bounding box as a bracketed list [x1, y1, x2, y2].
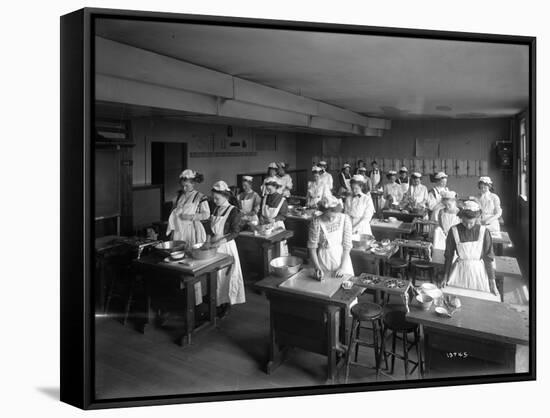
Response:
[519, 118, 528, 200]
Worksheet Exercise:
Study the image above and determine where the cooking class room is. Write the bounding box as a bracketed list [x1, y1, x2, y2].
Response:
[93, 18, 531, 399]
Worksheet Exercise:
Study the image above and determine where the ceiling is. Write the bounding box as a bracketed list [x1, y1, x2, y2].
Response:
[96, 19, 529, 119]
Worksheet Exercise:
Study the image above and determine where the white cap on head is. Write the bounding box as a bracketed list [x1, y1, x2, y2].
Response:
[268, 162, 278, 169]
[277, 161, 287, 169]
[312, 166, 322, 172]
[358, 166, 367, 172]
[479, 176, 493, 185]
[343, 163, 351, 169]
[387, 170, 397, 176]
[435, 172, 448, 180]
[319, 195, 341, 209]
[212, 180, 230, 192]
[242, 175, 253, 183]
[462, 200, 481, 212]
[441, 190, 457, 200]
[351, 174, 366, 183]
[264, 176, 281, 186]
[411, 172, 422, 178]
[179, 169, 197, 179]
[318, 161, 327, 166]
[399, 166, 408, 172]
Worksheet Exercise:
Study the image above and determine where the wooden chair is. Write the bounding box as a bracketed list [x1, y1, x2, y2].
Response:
[380, 309, 423, 379]
[345, 302, 385, 382]
[410, 260, 435, 286]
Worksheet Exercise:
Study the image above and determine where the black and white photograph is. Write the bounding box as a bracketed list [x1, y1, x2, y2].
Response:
[86, 10, 534, 404]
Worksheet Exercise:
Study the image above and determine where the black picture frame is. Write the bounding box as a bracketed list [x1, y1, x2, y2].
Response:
[60, 7, 536, 410]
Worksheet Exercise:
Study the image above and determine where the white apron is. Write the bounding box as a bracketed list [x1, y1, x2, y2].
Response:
[279, 174, 293, 198]
[239, 194, 259, 224]
[370, 170, 381, 189]
[317, 213, 354, 276]
[261, 195, 289, 256]
[307, 181, 328, 208]
[479, 192, 501, 232]
[211, 205, 246, 306]
[166, 190, 207, 244]
[345, 194, 373, 236]
[432, 211, 461, 250]
[339, 173, 351, 195]
[447, 225, 498, 296]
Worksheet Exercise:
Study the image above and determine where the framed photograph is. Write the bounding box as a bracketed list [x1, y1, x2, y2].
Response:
[60, 7, 536, 410]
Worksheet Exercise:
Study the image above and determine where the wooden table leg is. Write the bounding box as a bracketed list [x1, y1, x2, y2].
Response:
[208, 271, 218, 327]
[263, 243, 274, 278]
[326, 306, 340, 382]
[495, 275, 505, 302]
[182, 280, 196, 346]
[266, 304, 288, 374]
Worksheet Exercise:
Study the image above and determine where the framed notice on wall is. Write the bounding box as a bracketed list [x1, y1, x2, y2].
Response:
[415, 138, 440, 158]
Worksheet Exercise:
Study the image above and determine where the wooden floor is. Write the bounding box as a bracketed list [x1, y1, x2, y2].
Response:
[94, 285, 518, 400]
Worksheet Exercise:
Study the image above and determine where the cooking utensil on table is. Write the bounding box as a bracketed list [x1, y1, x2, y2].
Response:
[270, 256, 303, 278]
[154, 240, 187, 255]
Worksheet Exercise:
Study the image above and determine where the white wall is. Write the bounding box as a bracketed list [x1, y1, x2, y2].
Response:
[131, 118, 297, 198]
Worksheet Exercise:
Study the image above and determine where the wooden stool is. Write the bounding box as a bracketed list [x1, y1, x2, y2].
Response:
[381, 309, 423, 378]
[387, 258, 409, 279]
[410, 260, 434, 286]
[345, 302, 385, 382]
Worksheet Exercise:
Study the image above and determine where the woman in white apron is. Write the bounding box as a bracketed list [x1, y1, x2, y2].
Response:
[166, 169, 210, 304]
[237, 175, 261, 225]
[403, 172, 429, 209]
[277, 162, 293, 198]
[432, 190, 460, 250]
[356, 166, 372, 192]
[317, 160, 334, 192]
[396, 166, 410, 194]
[261, 162, 279, 196]
[337, 163, 352, 196]
[209, 181, 246, 316]
[477, 176, 502, 232]
[307, 166, 331, 208]
[443, 200, 499, 297]
[308, 195, 354, 278]
[344, 174, 374, 238]
[381, 170, 403, 209]
[259, 177, 289, 256]
[427, 172, 449, 212]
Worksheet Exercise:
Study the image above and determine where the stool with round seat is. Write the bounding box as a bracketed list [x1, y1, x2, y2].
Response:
[409, 259, 434, 286]
[380, 309, 423, 378]
[386, 258, 409, 279]
[345, 302, 385, 382]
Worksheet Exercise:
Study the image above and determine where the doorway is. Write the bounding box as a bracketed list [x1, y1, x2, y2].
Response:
[151, 141, 187, 219]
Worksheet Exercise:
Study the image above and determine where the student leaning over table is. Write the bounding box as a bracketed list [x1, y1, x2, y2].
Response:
[208, 180, 246, 317]
[477, 176, 503, 232]
[237, 175, 261, 225]
[344, 174, 375, 237]
[307, 165, 331, 208]
[308, 195, 354, 279]
[442, 200, 499, 297]
[259, 176, 289, 256]
[166, 169, 211, 305]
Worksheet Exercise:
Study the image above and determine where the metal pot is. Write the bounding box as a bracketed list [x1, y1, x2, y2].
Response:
[270, 256, 303, 278]
[154, 240, 187, 255]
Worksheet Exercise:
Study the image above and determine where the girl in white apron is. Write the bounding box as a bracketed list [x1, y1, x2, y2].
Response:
[210, 181, 246, 310]
[277, 162, 293, 198]
[261, 162, 279, 196]
[307, 166, 330, 208]
[381, 170, 403, 209]
[397, 167, 410, 194]
[427, 172, 449, 211]
[308, 195, 354, 278]
[259, 177, 289, 256]
[344, 174, 374, 238]
[337, 163, 352, 196]
[317, 161, 334, 192]
[432, 191, 460, 250]
[477, 177, 502, 232]
[237, 175, 260, 225]
[444, 201, 499, 298]
[166, 170, 210, 304]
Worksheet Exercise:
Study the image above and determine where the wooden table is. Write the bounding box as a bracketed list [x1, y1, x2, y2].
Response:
[382, 208, 427, 223]
[430, 249, 522, 302]
[133, 253, 234, 346]
[350, 274, 411, 305]
[406, 293, 529, 375]
[236, 229, 294, 280]
[490, 231, 513, 256]
[255, 272, 363, 382]
[351, 246, 398, 276]
[370, 219, 415, 240]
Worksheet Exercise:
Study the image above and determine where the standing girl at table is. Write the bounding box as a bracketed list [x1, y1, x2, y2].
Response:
[261, 162, 280, 196]
[402, 172, 429, 209]
[308, 195, 354, 279]
[277, 162, 293, 198]
[209, 180, 246, 317]
[443, 200, 499, 297]
[237, 175, 261, 226]
[381, 170, 403, 209]
[477, 176, 503, 232]
[428, 171, 449, 211]
[307, 166, 331, 208]
[259, 176, 289, 255]
[432, 191, 461, 250]
[166, 169, 210, 245]
[317, 160, 334, 192]
[338, 163, 352, 196]
[344, 175, 375, 238]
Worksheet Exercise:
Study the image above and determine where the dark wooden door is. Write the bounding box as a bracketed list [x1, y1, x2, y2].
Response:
[151, 142, 187, 218]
